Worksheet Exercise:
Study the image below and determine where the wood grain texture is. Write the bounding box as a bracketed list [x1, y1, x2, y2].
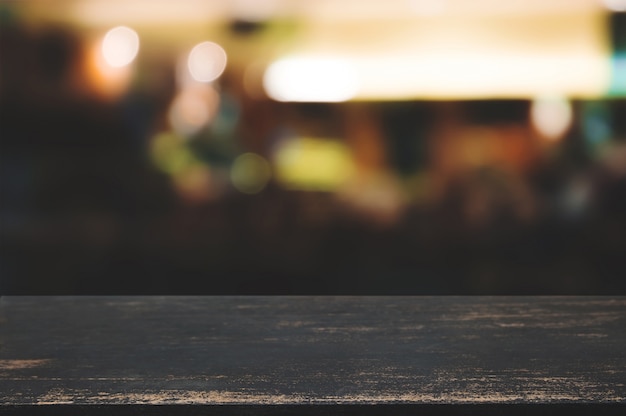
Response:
[0, 296, 624, 413]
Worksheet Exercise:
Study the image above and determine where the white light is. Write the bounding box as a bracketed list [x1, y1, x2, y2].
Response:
[352, 53, 608, 100]
[531, 96, 573, 141]
[187, 41, 227, 83]
[601, 0, 626, 12]
[101, 26, 139, 68]
[263, 57, 359, 102]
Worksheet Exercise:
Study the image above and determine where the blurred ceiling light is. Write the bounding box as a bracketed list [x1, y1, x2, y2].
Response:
[274, 138, 355, 191]
[27, 0, 606, 27]
[346, 52, 609, 100]
[270, 7, 607, 100]
[168, 86, 220, 137]
[264, 57, 359, 102]
[188, 41, 228, 83]
[231, 0, 280, 21]
[231, 153, 272, 194]
[72, 0, 225, 24]
[101, 26, 140, 68]
[408, 0, 447, 16]
[601, 0, 626, 12]
[530, 96, 574, 141]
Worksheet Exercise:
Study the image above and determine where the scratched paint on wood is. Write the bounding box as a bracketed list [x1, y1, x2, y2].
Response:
[0, 296, 624, 405]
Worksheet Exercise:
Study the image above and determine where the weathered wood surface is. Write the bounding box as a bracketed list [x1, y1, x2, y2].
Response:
[0, 296, 624, 414]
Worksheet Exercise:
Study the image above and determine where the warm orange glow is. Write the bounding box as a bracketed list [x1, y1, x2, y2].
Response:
[83, 37, 133, 99]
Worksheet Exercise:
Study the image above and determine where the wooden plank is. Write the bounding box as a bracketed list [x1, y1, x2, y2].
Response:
[0, 296, 624, 414]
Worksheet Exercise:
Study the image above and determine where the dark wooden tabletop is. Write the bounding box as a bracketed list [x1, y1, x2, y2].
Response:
[1, 296, 624, 415]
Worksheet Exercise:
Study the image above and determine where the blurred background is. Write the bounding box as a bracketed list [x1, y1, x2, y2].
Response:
[1, 0, 625, 294]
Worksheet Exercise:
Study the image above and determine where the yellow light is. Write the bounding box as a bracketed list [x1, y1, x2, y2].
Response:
[187, 41, 227, 83]
[263, 57, 359, 102]
[101, 26, 140, 68]
[231, 153, 272, 194]
[150, 132, 199, 174]
[274, 137, 355, 191]
[530, 95, 573, 141]
[352, 53, 609, 100]
[168, 85, 220, 137]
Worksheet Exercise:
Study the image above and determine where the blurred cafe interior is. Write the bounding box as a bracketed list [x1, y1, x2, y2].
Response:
[1, 0, 625, 294]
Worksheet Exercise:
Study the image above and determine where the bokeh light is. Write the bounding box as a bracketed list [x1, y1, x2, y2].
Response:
[150, 132, 199, 175]
[263, 57, 359, 102]
[168, 85, 220, 137]
[187, 41, 227, 83]
[274, 137, 356, 190]
[530, 96, 573, 141]
[337, 172, 406, 227]
[173, 164, 213, 204]
[3, 0, 625, 296]
[101, 26, 140, 68]
[231, 153, 272, 194]
[85, 38, 133, 99]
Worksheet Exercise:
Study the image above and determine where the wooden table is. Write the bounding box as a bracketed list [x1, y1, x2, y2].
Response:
[1, 296, 624, 415]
